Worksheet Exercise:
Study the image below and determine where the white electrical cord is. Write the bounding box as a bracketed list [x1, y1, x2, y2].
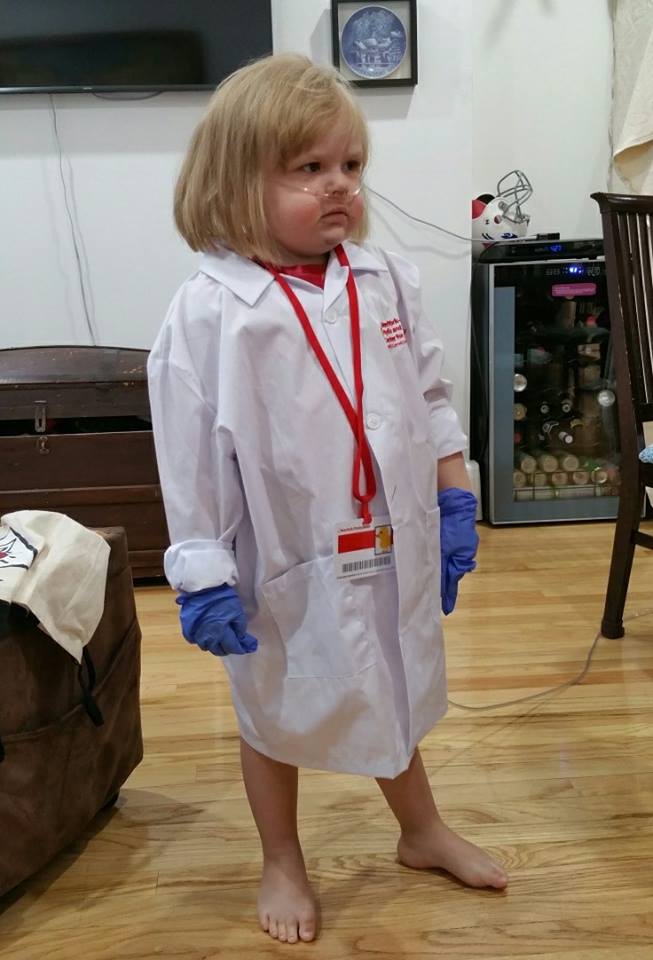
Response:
[49, 95, 98, 345]
[447, 606, 653, 711]
[367, 185, 475, 241]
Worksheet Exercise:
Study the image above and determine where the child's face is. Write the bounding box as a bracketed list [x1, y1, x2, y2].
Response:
[263, 119, 365, 264]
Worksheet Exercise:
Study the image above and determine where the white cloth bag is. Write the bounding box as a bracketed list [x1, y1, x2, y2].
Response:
[0, 511, 110, 663]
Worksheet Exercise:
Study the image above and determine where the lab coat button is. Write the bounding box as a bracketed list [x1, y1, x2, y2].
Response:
[366, 413, 381, 429]
[324, 313, 337, 324]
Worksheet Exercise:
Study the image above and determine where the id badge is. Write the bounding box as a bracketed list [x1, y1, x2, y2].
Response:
[334, 516, 395, 580]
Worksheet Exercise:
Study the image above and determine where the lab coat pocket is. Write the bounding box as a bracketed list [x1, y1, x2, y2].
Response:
[261, 555, 375, 680]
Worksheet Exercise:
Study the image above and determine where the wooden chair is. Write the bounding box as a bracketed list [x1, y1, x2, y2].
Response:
[592, 192, 653, 638]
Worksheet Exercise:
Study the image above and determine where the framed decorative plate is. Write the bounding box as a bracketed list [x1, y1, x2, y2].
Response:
[332, 0, 417, 87]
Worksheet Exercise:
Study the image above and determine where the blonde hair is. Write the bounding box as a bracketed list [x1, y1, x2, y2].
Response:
[174, 53, 370, 261]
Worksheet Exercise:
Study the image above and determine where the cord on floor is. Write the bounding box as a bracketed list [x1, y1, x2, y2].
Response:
[447, 606, 653, 711]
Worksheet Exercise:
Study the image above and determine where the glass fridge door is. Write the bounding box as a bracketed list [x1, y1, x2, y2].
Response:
[489, 258, 620, 522]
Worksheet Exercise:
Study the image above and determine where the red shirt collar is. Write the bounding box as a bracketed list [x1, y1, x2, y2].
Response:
[278, 262, 328, 289]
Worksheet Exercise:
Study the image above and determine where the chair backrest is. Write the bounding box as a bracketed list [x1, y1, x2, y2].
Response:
[592, 192, 653, 461]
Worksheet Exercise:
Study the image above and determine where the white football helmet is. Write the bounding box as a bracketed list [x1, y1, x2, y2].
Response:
[472, 170, 533, 251]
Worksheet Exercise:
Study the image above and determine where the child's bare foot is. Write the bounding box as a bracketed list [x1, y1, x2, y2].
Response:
[258, 845, 318, 944]
[398, 819, 508, 889]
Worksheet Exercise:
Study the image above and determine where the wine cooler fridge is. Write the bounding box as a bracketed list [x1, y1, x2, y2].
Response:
[471, 238, 621, 524]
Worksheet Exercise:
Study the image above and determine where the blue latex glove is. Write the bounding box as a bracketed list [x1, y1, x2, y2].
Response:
[639, 444, 653, 463]
[176, 585, 258, 656]
[438, 487, 479, 616]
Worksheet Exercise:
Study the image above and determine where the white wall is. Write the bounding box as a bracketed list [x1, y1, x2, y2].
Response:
[472, 0, 614, 239]
[0, 93, 206, 349]
[0, 0, 615, 435]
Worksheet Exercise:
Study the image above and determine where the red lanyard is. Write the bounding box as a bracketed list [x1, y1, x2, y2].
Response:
[263, 244, 377, 524]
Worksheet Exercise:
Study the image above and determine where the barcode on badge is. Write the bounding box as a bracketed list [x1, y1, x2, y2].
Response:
[342, 555, 393, 575]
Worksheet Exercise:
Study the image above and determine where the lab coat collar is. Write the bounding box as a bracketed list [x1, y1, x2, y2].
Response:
[198, 247, 274, 307]
[340, 241, 389, 276]
[324, 242, 389, 311]
[198, 242, 388, 308]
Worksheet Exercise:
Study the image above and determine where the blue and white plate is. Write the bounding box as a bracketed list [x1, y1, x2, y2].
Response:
[341, 5, 407, 80]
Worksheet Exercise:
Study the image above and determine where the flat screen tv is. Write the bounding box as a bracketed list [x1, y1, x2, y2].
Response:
[0, 0, 273, 94]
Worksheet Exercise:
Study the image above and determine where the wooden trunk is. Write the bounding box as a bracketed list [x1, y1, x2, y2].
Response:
[0, 346, 168, 578]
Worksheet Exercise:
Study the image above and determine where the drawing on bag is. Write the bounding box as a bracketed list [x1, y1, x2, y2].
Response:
[0, 524, 38, 577]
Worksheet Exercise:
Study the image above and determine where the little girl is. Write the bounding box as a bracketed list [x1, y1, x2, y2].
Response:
[148, 53, 507, 946]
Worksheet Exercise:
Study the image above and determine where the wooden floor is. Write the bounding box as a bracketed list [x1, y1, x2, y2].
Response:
[2, 521, 653, 959]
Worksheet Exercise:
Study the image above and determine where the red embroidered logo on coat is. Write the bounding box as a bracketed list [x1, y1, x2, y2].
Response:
[381, 318, 407, 349]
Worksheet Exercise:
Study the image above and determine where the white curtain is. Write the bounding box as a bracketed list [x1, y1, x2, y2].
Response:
[611, 0, 653, 193]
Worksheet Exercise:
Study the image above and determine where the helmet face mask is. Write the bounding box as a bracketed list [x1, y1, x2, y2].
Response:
[472, 169, 533, 250]
[495, 169, 532, 225]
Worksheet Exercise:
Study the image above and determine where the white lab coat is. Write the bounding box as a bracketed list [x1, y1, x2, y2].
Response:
[148, 241, 467, 778]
